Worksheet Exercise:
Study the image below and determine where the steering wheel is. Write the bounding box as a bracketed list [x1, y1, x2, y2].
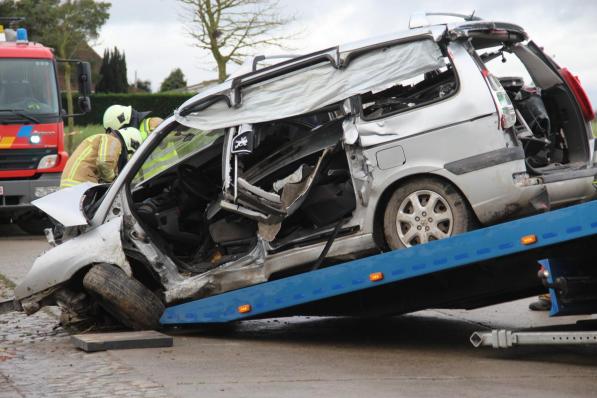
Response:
[14, 98, 46, 112]
[177, 164, 213, 201]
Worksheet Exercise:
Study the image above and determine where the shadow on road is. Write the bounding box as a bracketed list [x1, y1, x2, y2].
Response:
[0, 222, 29, 238]
[167, 314, 597, 365]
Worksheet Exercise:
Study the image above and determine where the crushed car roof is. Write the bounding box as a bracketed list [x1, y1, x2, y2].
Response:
[175, 25, 446, 116]
[175, 20, 526, 131]
[175, 26, 448, 131]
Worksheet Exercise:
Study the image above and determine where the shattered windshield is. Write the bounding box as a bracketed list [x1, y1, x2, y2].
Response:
[133, 124, 224, 186]
[0, 59, 59, 116]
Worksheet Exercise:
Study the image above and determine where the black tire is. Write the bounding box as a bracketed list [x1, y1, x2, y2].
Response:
[383, 177, 475, 250]
[15, 211, 52, 235]
[83, 263, 164, 330]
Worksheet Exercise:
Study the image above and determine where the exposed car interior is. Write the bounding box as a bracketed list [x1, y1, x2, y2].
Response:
[359, 54, 457, 119]
[129, 111, 358, 275]
[479, 42, 590, 176]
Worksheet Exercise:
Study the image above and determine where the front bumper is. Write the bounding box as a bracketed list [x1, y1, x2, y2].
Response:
[0, 172, 61, 214]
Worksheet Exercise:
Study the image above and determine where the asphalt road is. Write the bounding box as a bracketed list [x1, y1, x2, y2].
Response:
[2, 223, 597, 397]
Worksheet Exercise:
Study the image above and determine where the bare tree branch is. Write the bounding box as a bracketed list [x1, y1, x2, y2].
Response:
[179, 0, 297, 82]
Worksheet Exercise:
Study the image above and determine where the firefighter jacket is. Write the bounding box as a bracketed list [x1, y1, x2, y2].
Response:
[60, 133, 123, 188]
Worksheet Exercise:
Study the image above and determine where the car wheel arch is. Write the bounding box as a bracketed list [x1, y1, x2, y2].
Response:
[371, 172, 478, 250]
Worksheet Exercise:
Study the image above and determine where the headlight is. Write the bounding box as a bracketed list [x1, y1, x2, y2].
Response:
[29, 134, 41, 144]
[34, 186, 60, 198]
[38, 154, 58, 169]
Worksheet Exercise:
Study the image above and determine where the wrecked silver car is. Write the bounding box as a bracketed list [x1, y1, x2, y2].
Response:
[10, 16, 597, 329]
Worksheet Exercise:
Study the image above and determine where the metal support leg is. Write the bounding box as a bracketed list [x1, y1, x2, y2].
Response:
[471, 329, 597, 348]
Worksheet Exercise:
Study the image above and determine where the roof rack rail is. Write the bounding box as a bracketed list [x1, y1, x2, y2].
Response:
[409, 11, 482, 29]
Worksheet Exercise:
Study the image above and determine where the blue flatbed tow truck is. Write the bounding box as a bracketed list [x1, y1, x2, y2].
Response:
[160, 200, 597, 348]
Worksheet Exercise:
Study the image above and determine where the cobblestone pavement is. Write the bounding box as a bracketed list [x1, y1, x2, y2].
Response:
[0, 280, 169, 398]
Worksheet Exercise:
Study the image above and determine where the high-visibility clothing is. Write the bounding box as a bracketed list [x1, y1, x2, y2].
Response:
[139, 140, 179, 180]
[60, 134, 122, 188]
[139, 117, 163, 141]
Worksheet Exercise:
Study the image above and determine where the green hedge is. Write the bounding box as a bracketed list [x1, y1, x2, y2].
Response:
[62, 93, 195, 126]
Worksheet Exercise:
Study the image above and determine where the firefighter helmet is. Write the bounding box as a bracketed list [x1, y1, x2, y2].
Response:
[103, 105, 132, 131]
[103, 105, 151, 131]
[117, 127, 144, 155]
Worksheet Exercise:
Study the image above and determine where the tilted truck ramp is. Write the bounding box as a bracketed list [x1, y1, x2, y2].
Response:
[161, 200, 597, 325]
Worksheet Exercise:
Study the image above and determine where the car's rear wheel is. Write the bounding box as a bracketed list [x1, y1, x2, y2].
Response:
[383, 177, 475, 249]
[83, 263, 164, 330]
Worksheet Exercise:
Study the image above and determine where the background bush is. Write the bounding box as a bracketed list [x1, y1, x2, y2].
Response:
[63, 92, 195, 125]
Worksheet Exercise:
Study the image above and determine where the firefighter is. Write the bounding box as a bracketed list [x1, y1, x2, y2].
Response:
[529, 293, 551, 311]
[60, 105, 149, 188]
[139, 116, 164, 141]
[60, 127, 143, 188]
[138, 117, 181, 180]
[103, 104, 151, 133]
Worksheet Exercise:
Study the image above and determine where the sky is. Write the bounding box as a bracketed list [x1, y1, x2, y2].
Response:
[93, 0, 597, 102]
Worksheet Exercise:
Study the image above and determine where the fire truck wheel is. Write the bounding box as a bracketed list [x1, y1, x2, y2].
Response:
[83, 263, 164, 330]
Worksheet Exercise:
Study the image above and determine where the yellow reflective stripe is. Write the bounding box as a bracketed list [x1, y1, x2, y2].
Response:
[65, 145, 93, 181]
[60, 178, 84, 188]
[142, 147, 179, 177]
[98, 135, 109, 162]
[142, 162, 169, 178]
[139, 119, 149, 140]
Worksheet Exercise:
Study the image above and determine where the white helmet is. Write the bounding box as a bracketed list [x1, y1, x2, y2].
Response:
[117, 127, 144, 155]
[103, 105, 132, 131]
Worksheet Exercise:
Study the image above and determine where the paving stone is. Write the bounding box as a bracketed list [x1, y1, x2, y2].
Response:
[0, 278, 169, 398]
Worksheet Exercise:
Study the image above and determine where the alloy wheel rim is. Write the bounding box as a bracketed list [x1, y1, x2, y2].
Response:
[395, 189, 454, 247]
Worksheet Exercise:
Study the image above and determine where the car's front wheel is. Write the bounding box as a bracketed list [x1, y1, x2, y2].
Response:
[383, 177, 475, 249]
[83, 263, 164, 330]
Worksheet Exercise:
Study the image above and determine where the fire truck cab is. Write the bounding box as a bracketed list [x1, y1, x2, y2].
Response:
[0, 22, 91, 233]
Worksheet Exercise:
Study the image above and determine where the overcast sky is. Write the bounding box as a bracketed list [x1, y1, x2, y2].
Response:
[93, 0, 597, 101]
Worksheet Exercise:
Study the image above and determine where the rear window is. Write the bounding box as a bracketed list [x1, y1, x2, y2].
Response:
[480, 48, 535, 89]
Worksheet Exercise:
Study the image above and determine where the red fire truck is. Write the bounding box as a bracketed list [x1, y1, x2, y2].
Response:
[0, 19, 91, 233]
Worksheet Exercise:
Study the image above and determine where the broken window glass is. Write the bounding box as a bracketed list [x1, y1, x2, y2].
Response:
[360, 57, 457, 120]
[132, 125, 224, 186]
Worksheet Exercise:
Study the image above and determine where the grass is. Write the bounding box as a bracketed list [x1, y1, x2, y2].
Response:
[0, 272, 16, 289]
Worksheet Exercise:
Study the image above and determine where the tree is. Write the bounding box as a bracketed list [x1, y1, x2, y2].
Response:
[0, 0, 61, 40]
[96, 47, 129, 93]
[180, 0, 295, 82]
[132, 79, 152, 93]
[0, 0, 110, 151]
[160, 68, 187, 92]
[96, 48, 112, 93]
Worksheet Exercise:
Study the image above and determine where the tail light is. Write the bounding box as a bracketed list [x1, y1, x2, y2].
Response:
[481, 69, 517, 129]
[560, 67, 595, 121]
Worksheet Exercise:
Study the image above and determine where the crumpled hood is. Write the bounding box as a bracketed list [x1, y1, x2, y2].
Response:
[32, 182, 98, 227]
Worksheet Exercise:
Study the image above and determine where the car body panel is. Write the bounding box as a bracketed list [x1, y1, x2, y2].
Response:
[14, 217, 131, 300]
[355, 42, 497, 147]
[358, 112, 537, 227]
[13, 17, 597, 314]
[175, 39, 446, 131]
[31, 181, 97, 227]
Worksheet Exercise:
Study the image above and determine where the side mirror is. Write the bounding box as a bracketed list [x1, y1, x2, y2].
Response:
[77, 96, 91, 114]
[76, 61, 92, 96]
[231, 124, 254, 156]
[76, 61, 92, 114]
